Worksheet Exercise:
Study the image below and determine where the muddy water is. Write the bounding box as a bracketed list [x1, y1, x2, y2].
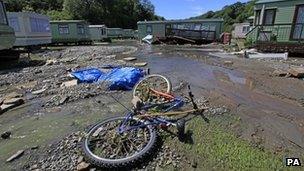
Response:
[137, 46, 304, 151]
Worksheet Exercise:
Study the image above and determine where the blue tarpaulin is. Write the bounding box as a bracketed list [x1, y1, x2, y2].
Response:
[71, 67, 144, 90]
[71, 68, 104, 83]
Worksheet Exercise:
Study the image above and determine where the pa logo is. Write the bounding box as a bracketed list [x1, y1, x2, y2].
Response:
[286, 158, 301, 166]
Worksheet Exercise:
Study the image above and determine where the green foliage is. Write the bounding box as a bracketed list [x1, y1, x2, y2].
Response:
[47, 10, 72, 20]
[5, 0, 160, 29]
[191, 0, 258, 32]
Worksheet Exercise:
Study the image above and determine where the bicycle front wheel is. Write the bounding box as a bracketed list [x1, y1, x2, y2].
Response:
[133, 74, 172, 102]
[81, 117, 156, 168]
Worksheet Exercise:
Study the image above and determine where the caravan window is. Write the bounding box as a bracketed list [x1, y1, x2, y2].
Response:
[263, 9, 276, 25]
[59, 24, 69, 34]
[0, 1, 7, 24]
[242, 26, 250, 33]
[77, 24, 85, 34]
[255, 10, 261, 25]
[146, 25, 152, 33]
[8, 17, 20, 32]
[30, 18, 50, 32]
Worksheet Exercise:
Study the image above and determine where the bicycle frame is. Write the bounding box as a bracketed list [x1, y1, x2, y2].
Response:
[117, 97, 184, 134]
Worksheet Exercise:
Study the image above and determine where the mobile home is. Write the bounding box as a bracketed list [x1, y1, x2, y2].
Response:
[0, 1, 15, 51]
[137, 19, 224, 42]
[7, 12, 51, 47]
[246, 0, 304, 52]
[89, 25, 107, 42]
[123, 29, 135, 39]
[106, 28, 123, 38]
[50, 20, 91, 45]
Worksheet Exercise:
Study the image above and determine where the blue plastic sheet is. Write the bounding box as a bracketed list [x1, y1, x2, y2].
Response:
[99, 67, 144, 90]
[71, 68, 104, 83]
[71, 67, 144, 90]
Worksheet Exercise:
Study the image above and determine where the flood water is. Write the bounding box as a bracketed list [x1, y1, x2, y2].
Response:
[136, 45, 304, 150]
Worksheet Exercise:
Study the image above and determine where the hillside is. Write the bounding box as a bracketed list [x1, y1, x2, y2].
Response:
[190, 0, 257, 32]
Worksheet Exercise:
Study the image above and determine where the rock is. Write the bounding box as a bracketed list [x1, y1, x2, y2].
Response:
[29, 164, 38, 170]
[289, 67, 304, 78]
[77, 156, 84, 163]
[0, 97, 3, 105]
[17, 81, 38, 90]
[135, 62, 148, 67]
[77, 162, 90, 171]
[45, 59, 58, 66]
[6, 150, 24, 162]
[1, 103, 19, 113]
[3, 98, 24, 105]
[272, 69, 288, 77]
[61, 80, 78, 88]
[32, 89, 47, 95]
[1, 131, 11, 139]
[191, 159, 198, 168]
[123, 57, 137, 61]
[224, 60, 233, 65]
[4, 92, 23, 99]
[59, 96, 69, 105]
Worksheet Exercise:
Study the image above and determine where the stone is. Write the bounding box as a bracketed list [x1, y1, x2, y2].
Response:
[59, 96, 69, 105]
[123, 57, 137, 61]
[1, 103, 19, 113]
[135, 62, 148, 67]
[289, 67, 304, 78]
[4, 92, 23, 99]
[77, 156, 84, 163]
[61, 80, 78, 88]
[272, 69, 288, 77]
[3, 98, 24, 105]
[45, 59, 58, 66]
[77, 162, 90, 171]
[224, 60, 233, 65]
[32, 89, 47, 95]
[6, 150, 24, 162]
[17, 81, 38, 90]
[1, 131, 11, 139]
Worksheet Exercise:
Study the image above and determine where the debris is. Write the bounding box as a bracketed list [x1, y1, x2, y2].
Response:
[272, 70, 288, 77]
[59, 96, 69, 105]
[4, 92, 23, 99]
[1, 131, 11, 139]
[135, 62, 148, 67]
[142, 34, 153, 44]
[61, 80, 78, 88]
[0, 104, 17, 113]
[6, 150, 24, 162]
[32, 88, 47, 95]
[123, 57, 137, 61]
[172, 36, 195, 43]
[224, 61, 234, 65]
[247, 52, 288, 60]
[77, 156, 84, 163]
[3, 98, 24, 105]
[76, 162, 90, 171]
[289, 66, 304, 78]
[45, 59, 58, 66]
[17, 81, 38, 90]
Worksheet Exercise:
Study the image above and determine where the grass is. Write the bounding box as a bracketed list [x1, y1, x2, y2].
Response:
[162, 114, 303, 170]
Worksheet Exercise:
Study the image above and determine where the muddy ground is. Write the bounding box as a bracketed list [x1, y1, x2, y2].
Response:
[0, 40, 303, 170]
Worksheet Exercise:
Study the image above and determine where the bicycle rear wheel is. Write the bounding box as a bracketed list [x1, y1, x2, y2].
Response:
[133, 74, 172, 103]
[81, 117, 156, 168]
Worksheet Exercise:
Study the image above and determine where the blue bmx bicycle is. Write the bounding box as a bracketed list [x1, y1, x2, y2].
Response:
[81, 75, 207, 168]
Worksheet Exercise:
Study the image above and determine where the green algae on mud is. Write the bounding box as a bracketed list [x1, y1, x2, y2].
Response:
[161, 114, 303, 170]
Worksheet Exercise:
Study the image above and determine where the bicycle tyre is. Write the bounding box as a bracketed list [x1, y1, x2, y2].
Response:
[133, 74, 172, 99]
[81, 117, 157, 168]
